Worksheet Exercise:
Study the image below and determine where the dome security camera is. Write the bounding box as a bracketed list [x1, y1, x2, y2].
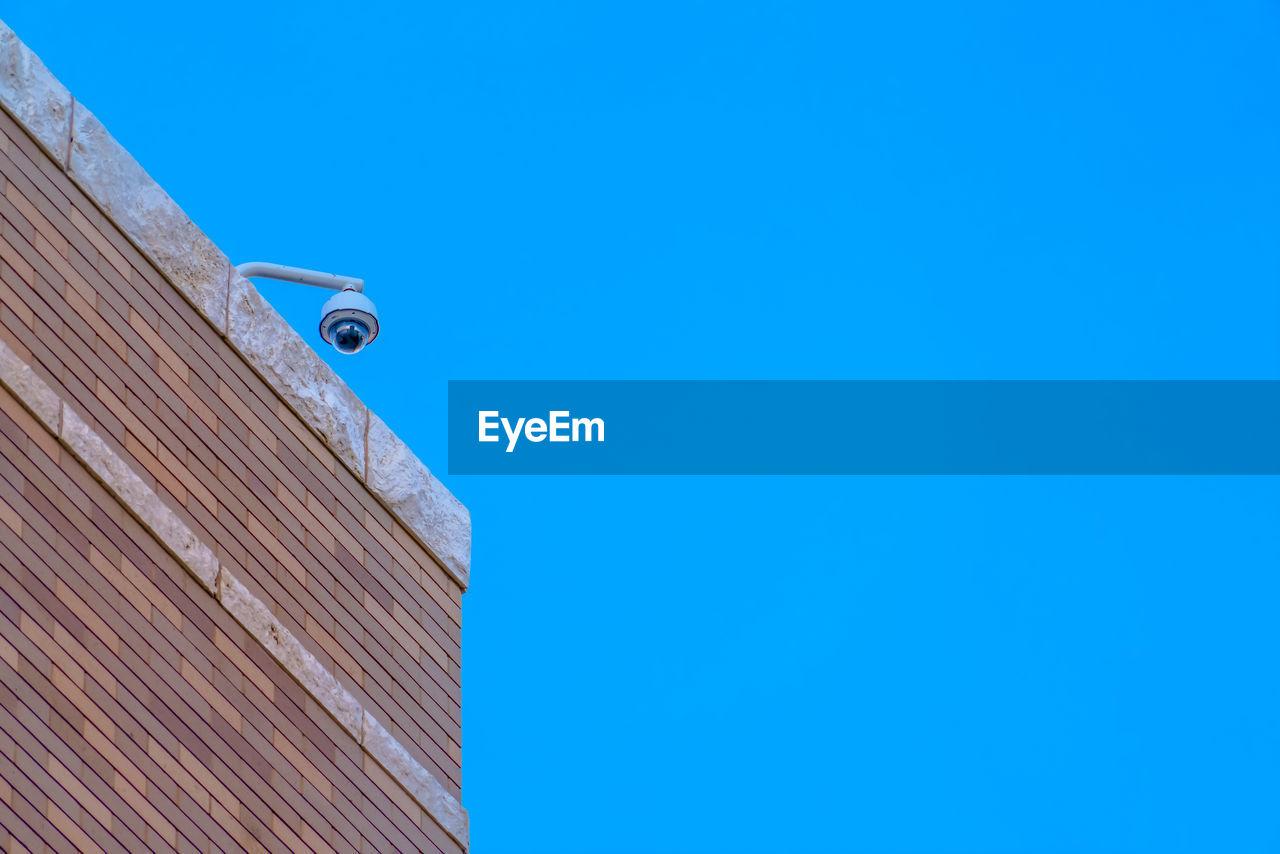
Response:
[320, 288, 380, 355]
[235, 262, 382, 356]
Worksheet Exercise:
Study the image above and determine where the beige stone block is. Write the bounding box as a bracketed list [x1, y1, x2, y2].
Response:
[0, 338, 60, 432]
[362, 711, 469, 849]
[67, 103, 229, 333]
[0, 20, 71, 165]
[216, 567, 275, 640]
[217, 566, 362, 737]
[279, 629, 363, 739]
[61, 406, 218, 591]
[366, 412, 470, 588]
[227, 272, 366, 478]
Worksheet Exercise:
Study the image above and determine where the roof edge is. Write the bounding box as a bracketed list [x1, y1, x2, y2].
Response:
[0, 17, 469, 588]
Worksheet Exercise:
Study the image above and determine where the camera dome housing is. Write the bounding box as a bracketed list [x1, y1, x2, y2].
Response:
[320, 288, 379, 355]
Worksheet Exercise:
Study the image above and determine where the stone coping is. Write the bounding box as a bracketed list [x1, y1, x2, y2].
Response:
[0, 18, 469, 589]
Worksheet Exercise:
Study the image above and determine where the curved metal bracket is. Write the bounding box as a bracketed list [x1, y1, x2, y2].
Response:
[235, 261, 364, 293]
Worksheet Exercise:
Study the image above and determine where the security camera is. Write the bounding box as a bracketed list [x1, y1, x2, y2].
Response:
[320, 288, 380, 355]
[234, 262, 381, 355]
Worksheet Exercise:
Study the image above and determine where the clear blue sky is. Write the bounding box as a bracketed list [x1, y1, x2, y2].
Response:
[10, 2, 1280, 851]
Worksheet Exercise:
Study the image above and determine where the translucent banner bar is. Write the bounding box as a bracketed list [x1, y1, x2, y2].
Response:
[447, 381, 1280, 475]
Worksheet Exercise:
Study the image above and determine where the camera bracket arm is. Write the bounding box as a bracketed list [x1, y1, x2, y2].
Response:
[235, 262, 365, 293]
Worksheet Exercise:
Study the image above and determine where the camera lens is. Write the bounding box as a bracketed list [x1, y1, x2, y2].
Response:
[330, 319, 369, 354]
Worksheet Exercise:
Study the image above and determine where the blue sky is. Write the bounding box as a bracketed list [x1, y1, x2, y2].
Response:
[9, 2, 1280, 851]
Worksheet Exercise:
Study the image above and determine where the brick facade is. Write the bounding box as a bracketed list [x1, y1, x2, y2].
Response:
[0, 24, 467, 854]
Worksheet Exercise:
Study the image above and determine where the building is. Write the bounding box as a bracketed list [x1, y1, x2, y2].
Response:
[0, 18, 470, 853]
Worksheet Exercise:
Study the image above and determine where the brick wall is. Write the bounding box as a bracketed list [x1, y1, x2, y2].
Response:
[0, 49, 466, 854]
